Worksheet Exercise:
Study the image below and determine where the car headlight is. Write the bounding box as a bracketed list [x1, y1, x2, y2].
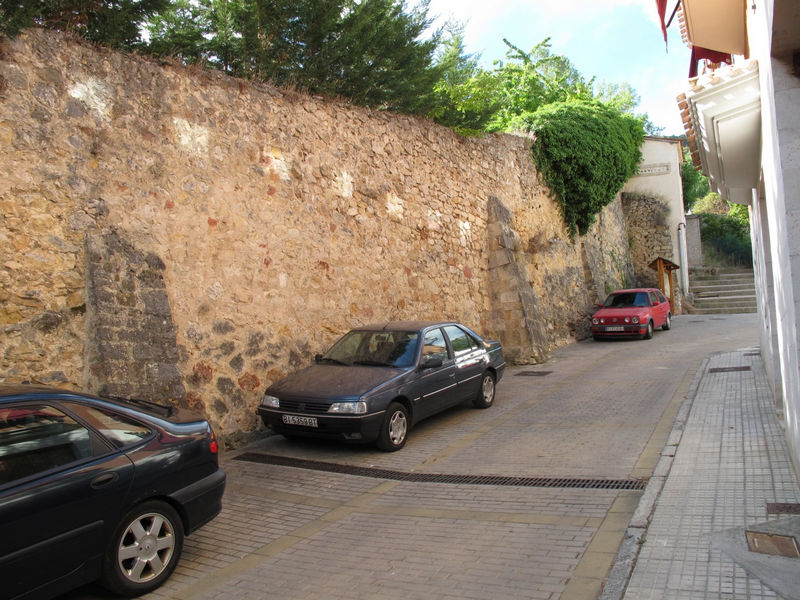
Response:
[632, 316, 640, 324]
[328, 401, 367, 414]
[261, 394, 280, 408]
[592, 318, 599, 325]
[624, 317, 630, 323]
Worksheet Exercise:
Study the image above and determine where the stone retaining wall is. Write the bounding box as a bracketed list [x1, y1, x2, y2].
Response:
[1, 29, 641, 436]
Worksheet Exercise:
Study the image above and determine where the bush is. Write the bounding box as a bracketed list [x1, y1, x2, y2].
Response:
[699, 212, 752, 266]
[523, 100, 645, 237]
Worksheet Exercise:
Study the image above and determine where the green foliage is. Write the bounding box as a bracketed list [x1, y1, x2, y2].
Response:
[693, 192, 728, 214]
[694, 194, 752, 266]
[523, 100, 645, 237]
[487, 38, 594, 133]
[1, 0, 168, 47]
[680, 148, 710, 212]
[427, 26, 499, 135]
[699, 212, 752, 266]
[593, 81, 662, 135]
[146, 0, 441, 115]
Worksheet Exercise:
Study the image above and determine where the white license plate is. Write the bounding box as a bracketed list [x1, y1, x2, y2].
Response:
[282, 415, 318, 428]
[605, 326, 625, 332]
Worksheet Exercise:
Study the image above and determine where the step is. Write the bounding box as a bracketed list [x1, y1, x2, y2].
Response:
[691, 306, 758, 314]
[694, 290, 756, 299]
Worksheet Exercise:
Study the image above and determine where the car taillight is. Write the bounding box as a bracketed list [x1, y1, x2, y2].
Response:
[208, 426, 219, 454]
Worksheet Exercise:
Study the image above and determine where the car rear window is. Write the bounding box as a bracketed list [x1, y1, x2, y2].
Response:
[64, 403, 153, 448]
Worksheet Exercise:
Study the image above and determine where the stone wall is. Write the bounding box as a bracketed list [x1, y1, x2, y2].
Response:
[622, 192, 676, 288]
[1, 29, 636, 436]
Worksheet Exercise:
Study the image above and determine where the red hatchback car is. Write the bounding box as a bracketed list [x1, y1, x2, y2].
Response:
[590, 288, 672, 340]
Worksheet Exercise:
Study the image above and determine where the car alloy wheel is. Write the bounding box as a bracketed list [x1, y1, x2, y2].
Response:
[643, 321, 654, 340]
[102, 500, 184, 596]
[473, 372, 496, 409]
[377, 402, 409, 451]
[662, 314, 672, 331]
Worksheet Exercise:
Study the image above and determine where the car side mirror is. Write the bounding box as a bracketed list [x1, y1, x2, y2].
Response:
[421, 355, 443, 369]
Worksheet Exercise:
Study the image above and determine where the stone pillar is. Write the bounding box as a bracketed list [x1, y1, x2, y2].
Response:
[487, 196, 549, 363]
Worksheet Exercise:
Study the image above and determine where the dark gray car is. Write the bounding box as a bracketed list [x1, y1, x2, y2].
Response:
[0, 385, 225, 600]
[258, 321, 506, 451]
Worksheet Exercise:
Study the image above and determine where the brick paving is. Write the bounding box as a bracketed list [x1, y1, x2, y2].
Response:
[62, 314, 800, 600]
[617, 348, 800, 600]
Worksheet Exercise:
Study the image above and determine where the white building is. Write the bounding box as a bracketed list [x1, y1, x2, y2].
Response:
[667, 0, 800, 476]
[622, 137, 690, 295]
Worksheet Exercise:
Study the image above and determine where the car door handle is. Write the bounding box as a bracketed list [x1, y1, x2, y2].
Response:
[91, 472, 119, 489]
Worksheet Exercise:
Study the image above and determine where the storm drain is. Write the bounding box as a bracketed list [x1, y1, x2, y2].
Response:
[235, 452, 648, 490]
[516, 371, 553, 377]
[767, 502, 800, 515]
[745, 531, 800, 558]
[708, 366, 752, 373]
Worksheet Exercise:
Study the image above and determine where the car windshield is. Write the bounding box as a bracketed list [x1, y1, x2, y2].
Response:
[322, 330, 420, 367]
[603, 292, 650, 308]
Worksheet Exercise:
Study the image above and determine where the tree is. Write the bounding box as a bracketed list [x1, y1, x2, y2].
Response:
[428, 26, 499, 135]
[489, 38, 594, 132]
[680, 148, 710, 212]
[594, 81, 662, 135]
[1, 0, 168, 47]
[146, 0, 442, 114]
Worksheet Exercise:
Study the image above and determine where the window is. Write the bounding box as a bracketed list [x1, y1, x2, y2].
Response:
[0, 405, 95, 485]
[422, 328, 448, 361]
[64, 403, 152, 448]
[444, 325, 479, 354]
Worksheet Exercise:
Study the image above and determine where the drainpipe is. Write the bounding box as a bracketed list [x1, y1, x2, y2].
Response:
[677, 222, 689, 293]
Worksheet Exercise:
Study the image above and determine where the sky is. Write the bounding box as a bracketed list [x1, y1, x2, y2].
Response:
[418, 0, 692, 136]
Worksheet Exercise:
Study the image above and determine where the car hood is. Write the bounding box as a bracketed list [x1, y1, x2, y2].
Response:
[593, 307, 650, 320]
[267, 364, 408, 400]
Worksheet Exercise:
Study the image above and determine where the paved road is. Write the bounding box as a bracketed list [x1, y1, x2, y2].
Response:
[67, 314, 760, 600]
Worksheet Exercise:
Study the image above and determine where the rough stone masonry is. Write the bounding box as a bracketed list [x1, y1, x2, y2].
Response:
[0, 29, 659, 438]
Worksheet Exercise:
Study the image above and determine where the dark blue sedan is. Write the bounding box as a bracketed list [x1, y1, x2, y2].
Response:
[258, 321, 506, 451]
[0, 385, 226, 600]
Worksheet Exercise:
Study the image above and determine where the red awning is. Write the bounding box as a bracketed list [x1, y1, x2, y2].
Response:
[689, 46, 733, 77]
[656, 0, 669, 43]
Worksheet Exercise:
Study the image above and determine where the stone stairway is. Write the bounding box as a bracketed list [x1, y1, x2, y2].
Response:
[688, 268, 757, 314]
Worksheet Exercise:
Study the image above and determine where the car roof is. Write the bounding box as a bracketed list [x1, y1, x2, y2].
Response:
[0, 383, 95, 400]
[607, 288, 659, 294]
[354, 321, 460, 332]
[0, 383, 199, 424]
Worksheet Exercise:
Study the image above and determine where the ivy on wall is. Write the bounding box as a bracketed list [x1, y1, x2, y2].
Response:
[520, 100, 645, 237]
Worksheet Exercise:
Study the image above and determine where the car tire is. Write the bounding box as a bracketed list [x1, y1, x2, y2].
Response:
[376, 402, 409, 452]
[101, 500, 184, 597]
[472, 372, 496, 409]
[662, 313, 672, 331]
[643, 321, 654, 340]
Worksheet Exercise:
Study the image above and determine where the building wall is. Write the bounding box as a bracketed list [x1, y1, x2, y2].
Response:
[0, 29, 644, 436]
[622, 137, 689, 300]
[685, 215, 703, 269]
[751, 0, 800, 475]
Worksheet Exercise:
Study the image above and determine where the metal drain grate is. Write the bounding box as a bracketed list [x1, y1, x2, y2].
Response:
[516, 371, 553, 377]
[235, 453, 648, 490]
[708, 366, 752, 373]
[767, 502, 800, 515]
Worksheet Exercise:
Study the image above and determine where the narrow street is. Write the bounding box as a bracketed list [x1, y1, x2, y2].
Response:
[68, 314, 760, 600]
